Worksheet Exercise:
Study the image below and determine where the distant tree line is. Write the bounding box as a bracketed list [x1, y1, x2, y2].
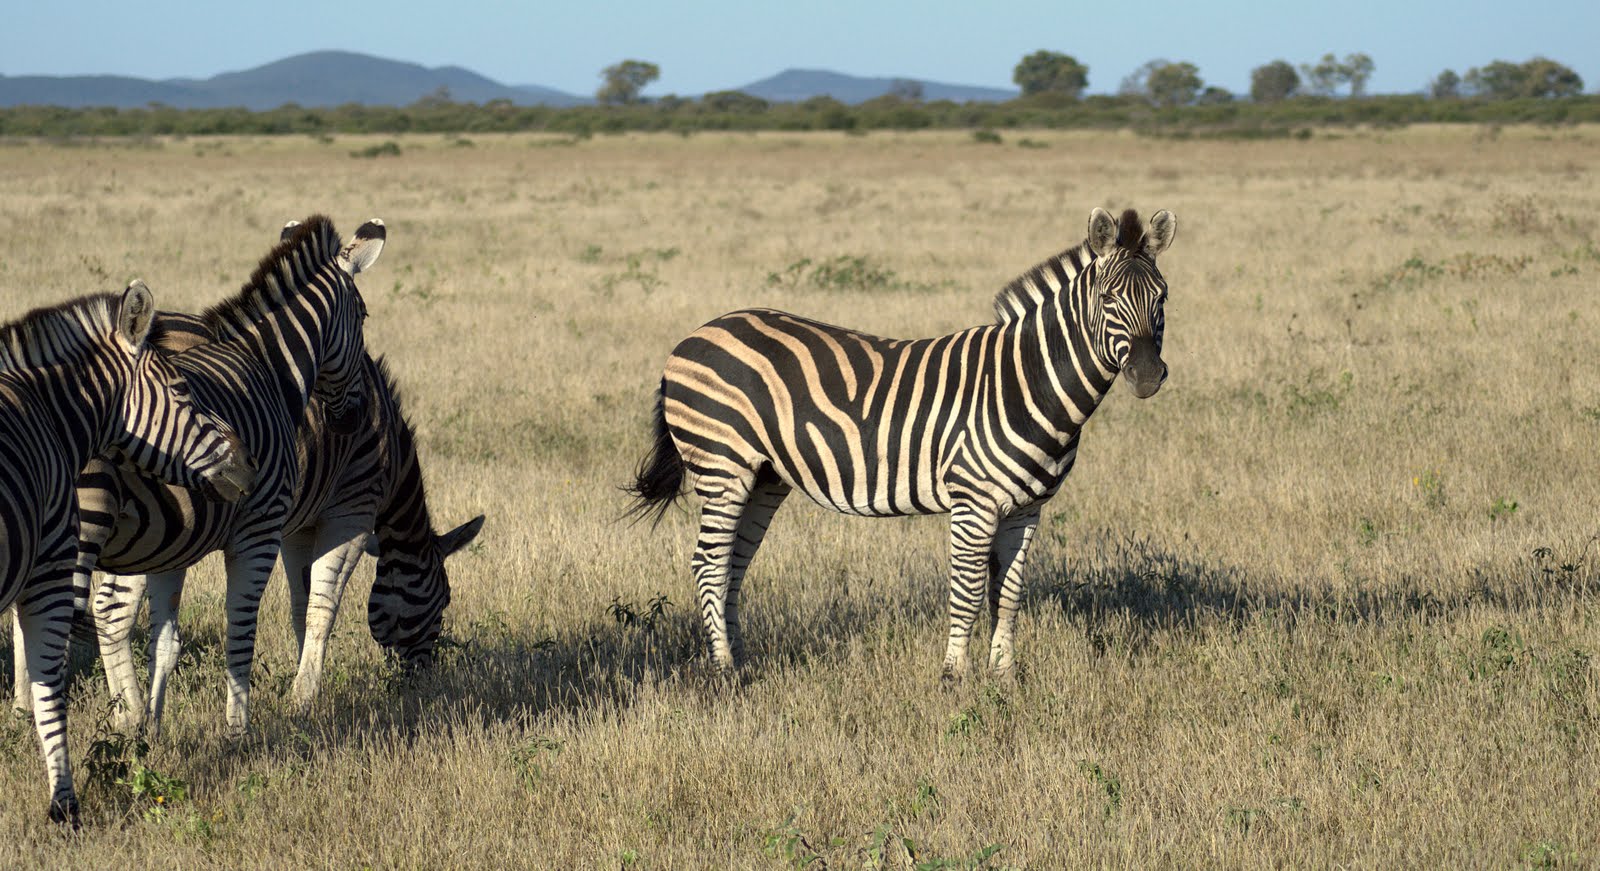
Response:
[0, 52, 1587, 138]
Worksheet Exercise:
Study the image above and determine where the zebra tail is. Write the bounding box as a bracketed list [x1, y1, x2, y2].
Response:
[622, 382, 684, 527]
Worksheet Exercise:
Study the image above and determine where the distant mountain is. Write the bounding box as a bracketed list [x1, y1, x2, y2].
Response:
[0, 50, 588, 110]
[733, 68, 1018, 104]
[0, 54, 1018, 111]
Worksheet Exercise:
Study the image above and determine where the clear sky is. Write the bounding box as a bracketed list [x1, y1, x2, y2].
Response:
[3, 0, 1595, 97]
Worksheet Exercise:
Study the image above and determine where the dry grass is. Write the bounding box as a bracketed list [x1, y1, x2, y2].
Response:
[2, 125, 1600, 867]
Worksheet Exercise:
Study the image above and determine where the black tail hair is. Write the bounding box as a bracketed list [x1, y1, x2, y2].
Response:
[622, 381, 685, 527]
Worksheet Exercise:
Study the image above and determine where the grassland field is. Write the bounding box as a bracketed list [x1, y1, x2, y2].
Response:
[1, 125, 1599, 867]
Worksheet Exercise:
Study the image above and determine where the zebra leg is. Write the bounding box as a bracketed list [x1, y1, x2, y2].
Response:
[282, 528, 314, 654]
[986, 510, 1040, 676]
[17, 535, 83, 828]
[12, 607, 30, 714]
[144, 571, 186, 742]
[289, 519, 371, 715]
[943, 503, 1001, 679]
[94, 572, 151, 733]
[724, 476, 789, 664]
[221, 540, 283, 737]
[691, 484, 756, 672]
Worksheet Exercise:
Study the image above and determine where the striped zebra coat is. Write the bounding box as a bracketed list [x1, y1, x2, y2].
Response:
[63, 331, 484, 736]
[0, 283, 253, 827]
[628, 208, 1176, 676]
[62, 216, 377, 739]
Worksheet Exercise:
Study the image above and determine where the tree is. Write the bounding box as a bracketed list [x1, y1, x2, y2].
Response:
[700, 91, 769, 113]
[1465, 58, 1582, 99]
[1012, 50, 1089, 99]
[1344, 53, 1375, 97]
[1429, 69, 1461, 100]
[597, 60, 660, 105]
[1118, 59, 1170, 97]
[1250, 61, 1300, 102]
[1521, 57, 1583, 97]
[1300, 53, 1344, 96]
[889, 78, 924, 102]
[1147, 62, 1203, 107]
[1197, 85, 1235, 105]
[1298, 52, 1375, 97]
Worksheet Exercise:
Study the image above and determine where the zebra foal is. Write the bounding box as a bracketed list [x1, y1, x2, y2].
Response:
[0, 282, 253, 827]
[628, 207, 1177, 677]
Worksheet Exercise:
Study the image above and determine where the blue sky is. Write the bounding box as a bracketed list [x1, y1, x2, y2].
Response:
[4, 0, 1595, 97]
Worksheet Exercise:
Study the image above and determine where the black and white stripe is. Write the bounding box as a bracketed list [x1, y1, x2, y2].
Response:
[93, 348, 484, 732]
[59, 216, 379, 740]
[628, 208, 1177, 676]
[0, 283, 252, 827]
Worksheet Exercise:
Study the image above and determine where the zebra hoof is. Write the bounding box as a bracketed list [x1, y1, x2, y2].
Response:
[48, 795, 81, 830]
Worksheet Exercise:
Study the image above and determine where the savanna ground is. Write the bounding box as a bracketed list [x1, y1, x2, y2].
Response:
[1, 125, 1599, 867]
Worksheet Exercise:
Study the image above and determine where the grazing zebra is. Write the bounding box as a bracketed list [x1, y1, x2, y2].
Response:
[0, 282, 254, 827]
[628, 207, 1177, 676]
[44, 215, 379, 740]
[75, 335, 485, 735]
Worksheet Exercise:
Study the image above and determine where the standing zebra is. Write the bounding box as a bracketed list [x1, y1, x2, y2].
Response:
[1, 282, 254, 827]
[57, 215, 378, 739]
[74, 343, 484, 735]
[628, 207, 1177, 676]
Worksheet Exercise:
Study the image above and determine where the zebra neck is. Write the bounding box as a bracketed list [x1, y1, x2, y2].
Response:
[0, 361, 113, 483]
[213, 293, 337, 422]
[375, 426, 431, 550]
[1005, 284, 1116, 439]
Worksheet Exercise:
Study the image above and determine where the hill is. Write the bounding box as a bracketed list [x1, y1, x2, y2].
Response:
[0, 50, 588, 109]
[733, 68, 1017, 104]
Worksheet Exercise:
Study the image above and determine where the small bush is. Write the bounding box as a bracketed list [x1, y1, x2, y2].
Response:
[350, 141, 402, 159]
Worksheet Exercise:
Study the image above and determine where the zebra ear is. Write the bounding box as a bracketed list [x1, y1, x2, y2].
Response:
[338, 219, 386, 275]
[436, 515, 485, 557]
[362, 534, 380, 557]
[280, 220, 302, 243]
[1143, 210, 1176, 258]
[1087, 208, 1118, 255]
[116, 280, 156, 353]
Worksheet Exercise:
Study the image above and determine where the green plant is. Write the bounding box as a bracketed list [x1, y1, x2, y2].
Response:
[1078, 760, 1123, 817]
[762, 808, 828, 868]
[971, 129, 1003, 145]
[1412, 469, 1446, 508]
[510, 736, 564, 789]
[1488, 497, 1519, 523]
[609, 593, 673, 632]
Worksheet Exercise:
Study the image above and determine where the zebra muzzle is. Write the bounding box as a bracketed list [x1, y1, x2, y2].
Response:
[1124, 338, 1167, 399]
[201, 437, 256, 503]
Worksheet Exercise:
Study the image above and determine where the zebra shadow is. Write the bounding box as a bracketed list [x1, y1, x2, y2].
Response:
[1022, 529, 1600, 659]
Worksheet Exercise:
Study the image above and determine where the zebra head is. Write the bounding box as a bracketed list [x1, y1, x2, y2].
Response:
[1086, 207, 1177, 399]
[111, 280, 256, 503]
[366, 515, 484, 668]
[310, 219, 385, 434]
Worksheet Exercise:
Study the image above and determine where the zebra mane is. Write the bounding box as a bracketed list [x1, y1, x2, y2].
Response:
[0, 293, 120, 372]
[370, 353, 440, 534]
[991, 242, 1093, 325]
[371, 355, 417, 497]
[198, 214, 343, 339]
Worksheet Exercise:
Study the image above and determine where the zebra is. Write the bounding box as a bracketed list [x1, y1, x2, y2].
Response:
[48, 215, 379, 741]
[73, 326, 484, 736]
[627, 207, 1177, 677]
[0, 281, 254, 827]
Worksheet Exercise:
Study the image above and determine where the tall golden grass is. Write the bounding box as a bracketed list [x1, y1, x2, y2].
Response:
[2, 126, 1598, 866]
